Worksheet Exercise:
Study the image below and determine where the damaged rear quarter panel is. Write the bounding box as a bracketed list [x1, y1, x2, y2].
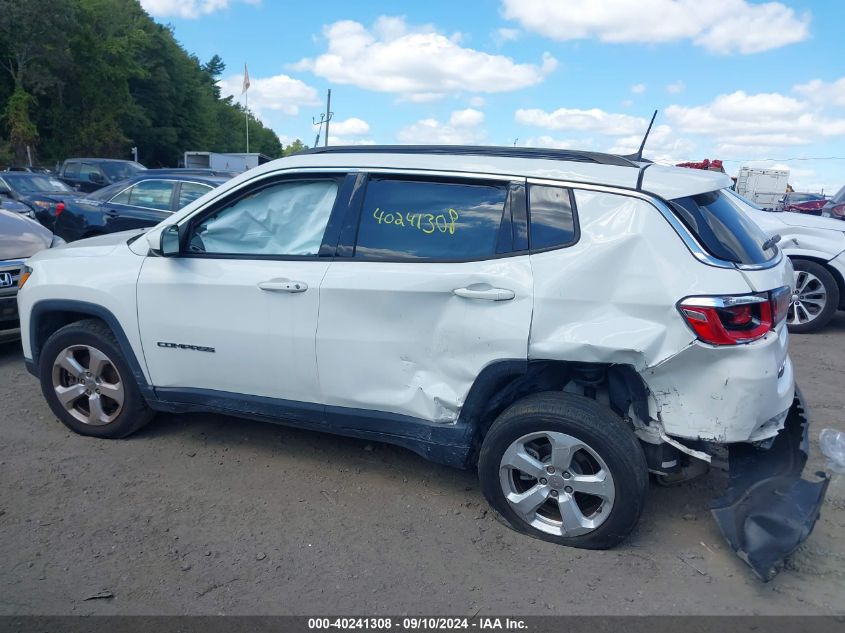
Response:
[528, 187, 790, 442]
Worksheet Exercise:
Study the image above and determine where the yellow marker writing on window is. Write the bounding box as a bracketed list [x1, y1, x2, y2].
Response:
[373, 208, 459, 235]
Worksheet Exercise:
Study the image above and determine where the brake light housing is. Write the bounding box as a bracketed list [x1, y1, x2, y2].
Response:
[55, 202, 65, 217]
[678, 286, 790, 346]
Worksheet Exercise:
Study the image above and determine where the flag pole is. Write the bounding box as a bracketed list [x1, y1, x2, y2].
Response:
[243, 63, 250, 153]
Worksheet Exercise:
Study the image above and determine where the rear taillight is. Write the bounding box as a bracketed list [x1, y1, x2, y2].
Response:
[678, 286, 790, 346]
[54, 202, 65, 217]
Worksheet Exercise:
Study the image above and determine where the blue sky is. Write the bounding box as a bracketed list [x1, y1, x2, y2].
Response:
[141, 0, 844, 193]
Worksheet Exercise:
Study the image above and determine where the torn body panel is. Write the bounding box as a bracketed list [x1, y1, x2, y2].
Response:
[643, 324, 794, 443]
[711, 388, 829, 581]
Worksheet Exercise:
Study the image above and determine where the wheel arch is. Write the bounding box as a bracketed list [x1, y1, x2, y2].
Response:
[459, 359, 651, 454]
[28, 300, 153, 398]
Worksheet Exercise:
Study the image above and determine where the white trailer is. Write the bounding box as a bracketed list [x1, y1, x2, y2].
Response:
[735, 167, 789, 210]
[183, 152, 270, 173]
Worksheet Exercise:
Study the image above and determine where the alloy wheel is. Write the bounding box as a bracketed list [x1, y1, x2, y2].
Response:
[51, 345, 125, 426]
[789, 270, 827, 326]
[498, 431, 615, 537]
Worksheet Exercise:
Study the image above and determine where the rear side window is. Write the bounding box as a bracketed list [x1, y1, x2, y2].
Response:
[63, 162, 80, 178]
[669, 189, 776, 265]
[528, 184, 577, 250]
[354, 178, 508, 260]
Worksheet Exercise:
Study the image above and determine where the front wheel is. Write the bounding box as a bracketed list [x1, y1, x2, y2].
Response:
[478, 392, 648, 550]
[39, 319, 154, 438]
[788, 259, 839, 334]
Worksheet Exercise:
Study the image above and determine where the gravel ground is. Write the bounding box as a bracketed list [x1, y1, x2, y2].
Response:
[0, 317, 843, 616]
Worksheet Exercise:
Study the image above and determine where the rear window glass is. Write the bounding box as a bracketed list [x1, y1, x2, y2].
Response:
[832, 186, 845, 204]
[669, 189, 777, 265]
[354, 178, 508, 260]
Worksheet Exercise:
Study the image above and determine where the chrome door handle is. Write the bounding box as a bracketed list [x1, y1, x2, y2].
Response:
[453, 286, 515, 301]
[257, 279, 308, 293]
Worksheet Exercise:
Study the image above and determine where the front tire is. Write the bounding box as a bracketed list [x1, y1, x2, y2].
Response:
[478, 392, 648, 550]
[39, 319, 154, 438]
[788, 259, 839, 334]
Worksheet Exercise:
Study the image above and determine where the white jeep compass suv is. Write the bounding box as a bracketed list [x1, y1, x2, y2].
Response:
[16, 146, 829, 580]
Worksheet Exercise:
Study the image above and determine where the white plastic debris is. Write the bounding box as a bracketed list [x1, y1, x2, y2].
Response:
[819, 428, 845, 473]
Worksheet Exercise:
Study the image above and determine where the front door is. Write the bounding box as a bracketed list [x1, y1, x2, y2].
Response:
[137, 175, 346, 404]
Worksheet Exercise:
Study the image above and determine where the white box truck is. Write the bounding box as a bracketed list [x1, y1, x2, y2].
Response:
[183, 152, 270, 173]
[735, 167, 789, 210]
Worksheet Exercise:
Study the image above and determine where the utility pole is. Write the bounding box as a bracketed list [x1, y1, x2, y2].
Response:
[312, 89, 334, 148]
[324, 89, 331, 147]
[131, 146, 138, 162]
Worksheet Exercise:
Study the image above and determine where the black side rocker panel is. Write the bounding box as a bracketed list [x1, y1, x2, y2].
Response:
[710, 386, 830, 581]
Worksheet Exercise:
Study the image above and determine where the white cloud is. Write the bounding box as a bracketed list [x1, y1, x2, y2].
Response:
[293, 16, 557, 101]
[140, 0, 259, 19]
[469, 96, 487, 108]
[329, 117, 370, 136]
[794, 77, 845, 108]
[515, 107, 647, 136]
[631, 83, 646, 94]
[398, 109, 486, 144]
[501, 0, 810, 54]
[621, 99, 634, 108]
[666, 80, 686, 94]
[449, 108, 485, 127]
[523, 136, 594, 150]
[495, 27, 521, 43]
[665, 90, 845, 151]
[218, 72, 320, 117]
[607, 124, 696, 163]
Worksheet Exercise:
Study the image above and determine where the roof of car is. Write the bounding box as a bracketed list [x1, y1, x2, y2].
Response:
[247, 145, 731, 200]
[64, 158, 140, 163]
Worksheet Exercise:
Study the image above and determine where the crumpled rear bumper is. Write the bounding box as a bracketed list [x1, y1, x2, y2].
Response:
[710, 386, 829, 581]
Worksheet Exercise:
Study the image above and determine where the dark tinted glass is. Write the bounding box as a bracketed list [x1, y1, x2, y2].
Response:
[355, 178, 507, 260]
[529, 185, 577, 250]
[670, 190, 776, 265]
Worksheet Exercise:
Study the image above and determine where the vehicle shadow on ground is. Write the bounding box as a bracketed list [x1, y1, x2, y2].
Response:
[1, 329, 731, 551]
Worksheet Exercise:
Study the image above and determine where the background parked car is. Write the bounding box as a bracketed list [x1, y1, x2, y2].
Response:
[4, 165, 54, 175]
[58, 158, 146, 193]
[728, 190, 845, 333]
[778, 192, 828, 215]
[0, 196, 38, 219]
[54, 174, 228, 242]
[0, 209, 63, 331]
[0, 172, 75, 230]
[821, 185, 845, 220]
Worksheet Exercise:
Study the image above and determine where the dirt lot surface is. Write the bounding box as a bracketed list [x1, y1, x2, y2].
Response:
[1, 317, 843, 616]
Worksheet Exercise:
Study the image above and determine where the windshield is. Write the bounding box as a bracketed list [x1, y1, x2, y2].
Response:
[101, 161, 146, 180]
[4, 174, 73, 193]
[669, 189, 777, 265]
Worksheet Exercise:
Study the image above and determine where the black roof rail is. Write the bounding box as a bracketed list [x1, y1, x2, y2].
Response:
[296, 145, 638, 168]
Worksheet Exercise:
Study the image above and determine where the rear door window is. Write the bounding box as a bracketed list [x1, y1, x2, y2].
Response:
[669, 189, 777, 265]
[354, 178, 509, 260]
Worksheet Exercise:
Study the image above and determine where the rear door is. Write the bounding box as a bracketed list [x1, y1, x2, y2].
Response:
[102, 179, 176, 232]
[316, 172, 533, 424]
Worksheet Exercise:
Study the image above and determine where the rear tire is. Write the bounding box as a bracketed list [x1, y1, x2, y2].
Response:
[478, 391, 648, 550]
[788, 259, 839, 334]
[39, 319, 154, 438]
